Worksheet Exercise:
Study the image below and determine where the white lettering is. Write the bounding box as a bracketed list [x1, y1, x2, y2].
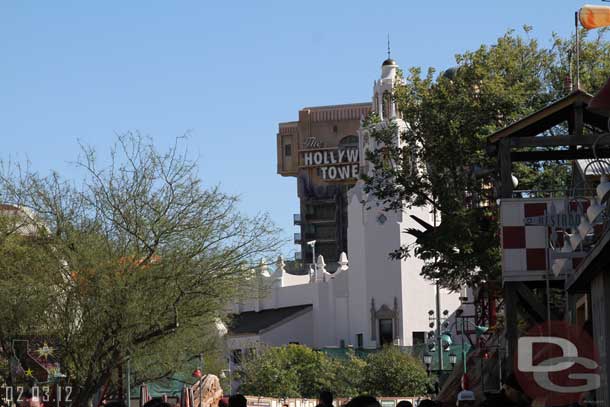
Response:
[352, 164, 359, 178]
[313, 152, 323, 165]
[346, 149, 359, 162]
[323, 151, 330, 165]
[320, 167, 328, 179]
[337, 166, 350, 179]
[330, 150, 337, 164]
[328, 166, 337, 179]
[337, 149, 346, 162]
[518, 336, 578, 373]
[304, 152, 313, 166]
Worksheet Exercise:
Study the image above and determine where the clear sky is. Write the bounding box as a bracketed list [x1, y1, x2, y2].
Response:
[0, 1, 593, 256]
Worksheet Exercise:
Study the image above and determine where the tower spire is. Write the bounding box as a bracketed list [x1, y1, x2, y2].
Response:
[387, 34, 391, 59]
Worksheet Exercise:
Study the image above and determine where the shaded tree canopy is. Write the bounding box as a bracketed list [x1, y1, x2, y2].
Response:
[0, 134, 281, 405]
[363, 27, 610, 290]
[237, 344, 428, 398]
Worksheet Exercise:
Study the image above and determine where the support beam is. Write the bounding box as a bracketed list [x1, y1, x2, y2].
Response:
[511, 148, 610, 162]
[510, 134, 610, 148]
[499, 139, 513, 198]
[515, 283, 559, 322]
[504, 282, 518, 375]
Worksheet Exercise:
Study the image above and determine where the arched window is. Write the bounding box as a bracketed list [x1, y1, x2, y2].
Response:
[339, 135, 358, 148]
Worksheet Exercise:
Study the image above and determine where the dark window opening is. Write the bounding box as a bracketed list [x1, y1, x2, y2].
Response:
[412, 331, 425, 346]
[231, 349, 242, 365]
[285, 144, 292, 157]
[356, 333, 363, 349]
[379, 319, 393, 346]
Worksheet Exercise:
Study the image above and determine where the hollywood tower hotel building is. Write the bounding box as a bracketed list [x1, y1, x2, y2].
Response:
[226, 58, 460, 354]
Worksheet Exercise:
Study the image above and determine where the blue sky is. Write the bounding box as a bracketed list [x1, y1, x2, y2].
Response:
[0, 1, 593, 256]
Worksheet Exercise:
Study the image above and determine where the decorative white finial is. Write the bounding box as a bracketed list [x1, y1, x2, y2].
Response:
[273, 256, 285, 287]
[276, 255, 286, 274]
[259, 258, 270, 278]
[315, 255, 327, 282]
[337, 252, 349, 273]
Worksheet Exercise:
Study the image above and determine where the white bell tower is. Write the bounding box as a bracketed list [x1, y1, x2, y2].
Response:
[346, 55, 461, 348]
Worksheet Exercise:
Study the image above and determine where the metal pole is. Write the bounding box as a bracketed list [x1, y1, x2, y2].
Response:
[127, 358, 131, 407]
[433, 205, 443, 372]
[575, 11, 580, 90]
[462, 317, 466, 373]
[436, 282, 443, 371]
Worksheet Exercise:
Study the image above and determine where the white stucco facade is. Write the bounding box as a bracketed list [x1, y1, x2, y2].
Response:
[227, 58, 463, 354]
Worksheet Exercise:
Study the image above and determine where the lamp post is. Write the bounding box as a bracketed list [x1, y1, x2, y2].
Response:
[126, 356, 132, 407]
[449, 352, 457, 368]
[423, 352, 432, 376]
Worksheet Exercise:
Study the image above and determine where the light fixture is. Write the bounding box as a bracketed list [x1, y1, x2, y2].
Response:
[428, 342, 437, 352]
[578, 216, 593, 239]
[569, 233, 583, 250]
[474, 326, 489, 336]
[597, 175, 610, 202]
[428, 310, 435, 316]
[423, 352, 432, 367]
[449, 352, 458, 366]
[587, 200, 605, 224]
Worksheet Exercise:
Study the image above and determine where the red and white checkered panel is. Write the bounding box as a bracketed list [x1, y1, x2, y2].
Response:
[500, 198, 580, 282]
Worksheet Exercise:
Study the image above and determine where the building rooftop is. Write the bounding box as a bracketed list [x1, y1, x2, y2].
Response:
[227, 304, 312, 335]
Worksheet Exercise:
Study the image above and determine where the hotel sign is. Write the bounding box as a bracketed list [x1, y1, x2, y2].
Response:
[302, 148, 359, 180]
[524, 213, 581, 228]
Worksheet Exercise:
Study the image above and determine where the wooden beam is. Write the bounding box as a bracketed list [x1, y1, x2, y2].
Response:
[510, 134, 610, 148]
[499, 139, 513, 198]
[516, 283, 559, 322]
[504, 282, 518, 375]
[511, 148, 610, 162]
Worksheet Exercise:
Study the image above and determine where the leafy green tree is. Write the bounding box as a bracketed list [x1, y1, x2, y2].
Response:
[238, 344, 336, 398]
[360, 346, 429, 397]
[0, 134, 281, 405]
[363, 28, 610, 290]
[333, 350, 367, 398]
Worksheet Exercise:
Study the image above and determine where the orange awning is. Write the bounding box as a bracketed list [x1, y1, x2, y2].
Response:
[580, 4, 610, 29]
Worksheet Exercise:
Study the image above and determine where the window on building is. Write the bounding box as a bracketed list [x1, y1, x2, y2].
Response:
[412, 331, 425, 346]
[284, 144, 292, 157]
[356, 333, 363, 349]
[231, 349, 242, 365]
[379, 319, 394, 346]
[289, 341, 300, 345]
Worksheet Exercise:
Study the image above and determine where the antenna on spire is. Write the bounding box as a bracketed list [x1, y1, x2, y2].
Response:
[387, 34, 391, 59]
